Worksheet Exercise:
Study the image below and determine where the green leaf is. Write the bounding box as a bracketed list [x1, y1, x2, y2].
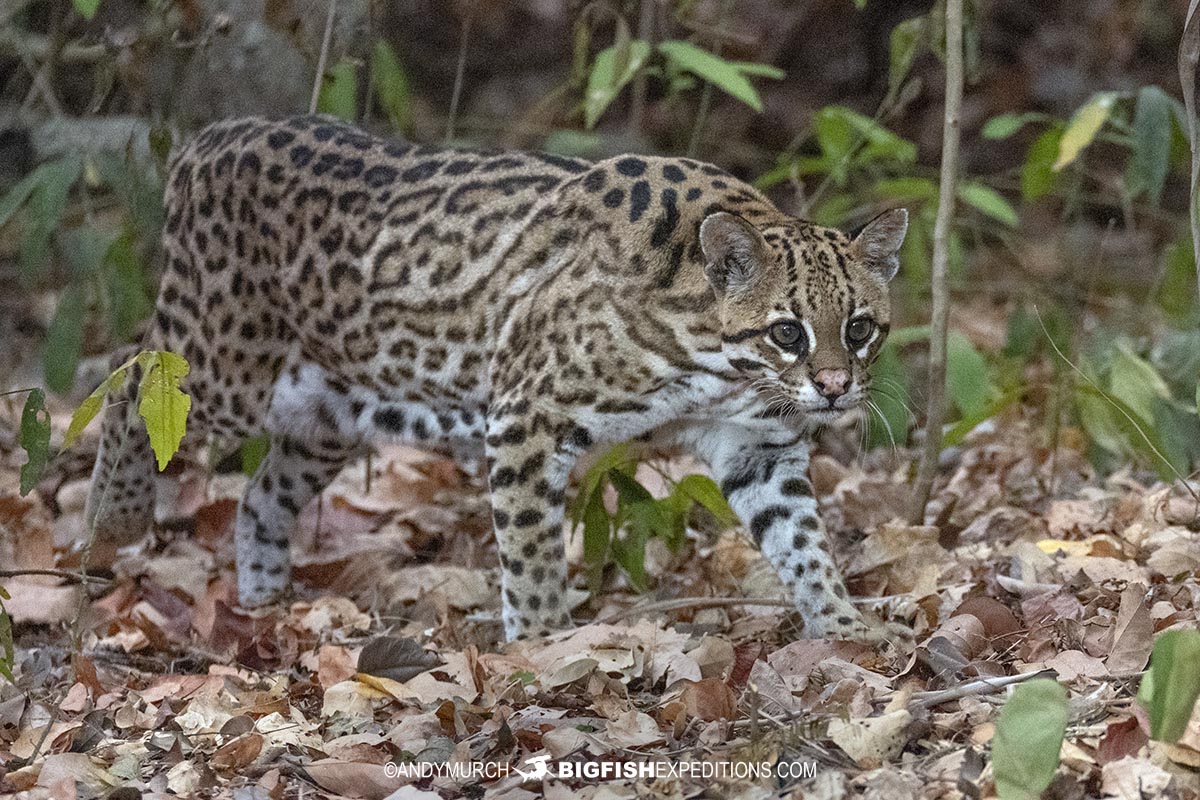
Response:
[992, 679, 1069, 800]
[1127, 85, 1174, 205]
[14, 157, 83, 284]
[241, 433, 270, 477]
[63, 361, 131, 450]
[104, 232, 154, 339]
[1157, 239, 1198, 320]
[318, 58, 359, 122]
[584, 40, 651, 129]
[675, 474, 738, 527]
[658, 40, 776, 112]
[1076, 383, 1179, 481]
[1139, 631, 1200, 742]
[728, 60, 785, 79]
[72, 0, 101, 19]
[1109, 341, 1172, 424]
[372, 40, 412, 132]
[1053, 91, 1118, 171]
[44, 285, 86, 394]
[873, 176, 938, 203]
[887, 16, 925, 101]
[19, 389, 51, 496]
[813, 106, 916, 186]
[947, 332, 994, 419]
[1021, 125, 1064, 201]
[136, 351, 192, 471]
[981, 112, 1044, 140]
[582, 482, 612, 593]
[958, 182, 1019, 227]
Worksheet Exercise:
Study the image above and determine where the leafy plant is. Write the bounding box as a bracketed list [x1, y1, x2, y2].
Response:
[18, 389, 51, 496]
[991, 679, 1069, 800]
[0, 151, 162, 394]
[578, 32, 783, 130]
[64, 350, 192, 470]
[1138, 630, 1200, 742]
[571, 445, 737, 592]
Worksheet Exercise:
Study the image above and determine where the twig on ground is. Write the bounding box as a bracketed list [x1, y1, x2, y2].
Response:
[910, 0, 965, 524]
[908, 668, 1057, 710]
[596, 596, 794, 624]
[0, 569, 111, 585]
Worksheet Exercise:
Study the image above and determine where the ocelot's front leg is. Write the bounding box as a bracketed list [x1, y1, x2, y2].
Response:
[484, 402, 578, 640]
[697, 424, 877, 641]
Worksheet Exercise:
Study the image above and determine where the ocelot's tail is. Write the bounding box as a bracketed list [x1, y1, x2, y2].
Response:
[84, 345, 158, 544]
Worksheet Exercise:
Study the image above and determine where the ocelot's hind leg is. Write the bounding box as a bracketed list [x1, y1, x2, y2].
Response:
[235, 362, 362, 608]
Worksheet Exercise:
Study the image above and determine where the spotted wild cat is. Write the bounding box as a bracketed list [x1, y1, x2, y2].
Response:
[86, 115, 908, 642]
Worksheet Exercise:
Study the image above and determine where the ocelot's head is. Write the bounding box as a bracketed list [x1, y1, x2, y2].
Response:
[700, 208, 907, 423]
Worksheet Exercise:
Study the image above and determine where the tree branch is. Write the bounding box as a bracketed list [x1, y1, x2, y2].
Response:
[910, 0, 964, 523]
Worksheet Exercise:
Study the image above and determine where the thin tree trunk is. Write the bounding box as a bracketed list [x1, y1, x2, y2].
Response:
[909, 0, 964, 524]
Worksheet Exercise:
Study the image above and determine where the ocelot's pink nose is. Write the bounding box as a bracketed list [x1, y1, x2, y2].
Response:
[813, 368, 850, 399]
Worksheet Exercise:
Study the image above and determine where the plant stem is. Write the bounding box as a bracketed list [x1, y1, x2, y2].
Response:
[909, 0, 964, 524]
[1179, 0, 1200, 297]
[309, 0, 338, 115]
[445, 4, 475, 143]
[627, 0, 655, 142]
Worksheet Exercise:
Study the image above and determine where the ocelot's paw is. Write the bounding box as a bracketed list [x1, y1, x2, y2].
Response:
[236, 579, 293, 610]
[502, 611, 573, 643]
[808, 600, 912, 650]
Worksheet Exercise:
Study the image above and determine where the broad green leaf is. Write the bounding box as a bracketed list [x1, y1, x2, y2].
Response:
[15, 157, 83, 284]
[136, 351, 192, 471]
[944, 386, 1023, 447]
[372, 40, 412, 132]
[992, 679, 1068, 800]
[1022, 125, 1064, 201]
[947, 332, 994, 419]
[104, 232, 154, 339]
[318, 58, 359, 122]
[675, 474, 738, 527]
[658, 40, 778, 112]
[1157, 240, 1198, 320]
[44, 285, 86, 394]
[1152, 397, 1200, 477]
[1139, 631, 1200, 742]
[1053, 92, 1117, 171]
[241, 434, 270, 477]
[1127, 86, 1173, 205]
[582, 482, 612, 593]
[814, 106, 917, 173]
[0, 170, 43, 231]
[1076, 383, 1179, 481]
[981, 112, 1044, 140]
[573, 443, 634, 523]
[72, 0, 101, 19]
[873, 176, 938, 203]
[1109, 341, 1171, 424]
[887, 16, 925, 100]
[19, 389, 51, 496]
[958, 182, 1019, 227]
[584, 40, 651, 129]
[63, 362, 131, 450]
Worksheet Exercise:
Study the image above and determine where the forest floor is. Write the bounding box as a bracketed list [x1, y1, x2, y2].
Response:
[1, 386, 1199, 800]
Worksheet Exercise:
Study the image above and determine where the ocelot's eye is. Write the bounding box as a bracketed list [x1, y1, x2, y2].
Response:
[846, 318, 875, 346]
[769, 321, 805, 350]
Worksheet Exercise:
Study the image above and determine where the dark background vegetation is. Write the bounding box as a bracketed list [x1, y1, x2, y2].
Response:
[1, 0, 1199, 529]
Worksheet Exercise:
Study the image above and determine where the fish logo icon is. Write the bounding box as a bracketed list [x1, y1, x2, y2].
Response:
[514, 754, 552, 780]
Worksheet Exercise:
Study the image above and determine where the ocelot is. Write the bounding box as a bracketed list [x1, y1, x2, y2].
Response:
[86, 115, 908, 642]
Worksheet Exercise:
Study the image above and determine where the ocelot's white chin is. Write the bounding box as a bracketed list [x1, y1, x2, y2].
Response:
[801, 407, 847, 424]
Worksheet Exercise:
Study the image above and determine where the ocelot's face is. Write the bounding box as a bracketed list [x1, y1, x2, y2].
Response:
[700, 209, 907, 424]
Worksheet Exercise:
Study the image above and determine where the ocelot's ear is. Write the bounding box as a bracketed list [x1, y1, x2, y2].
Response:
[700, 212, 767, 296]
[850, 208, 908, 283]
